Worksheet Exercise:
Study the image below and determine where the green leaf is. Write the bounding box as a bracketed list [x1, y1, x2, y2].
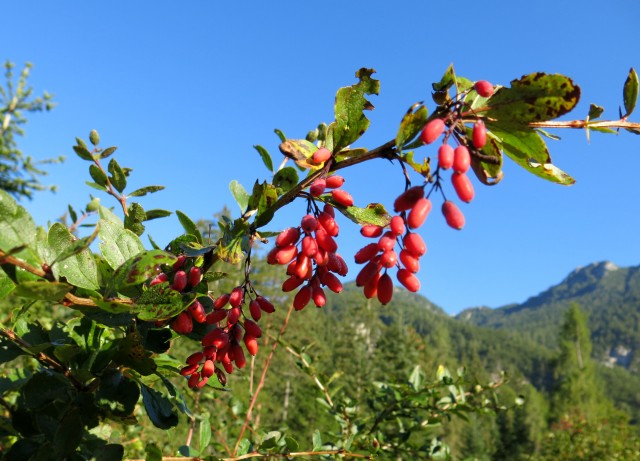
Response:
[623, 67, 638, 117]
[98, 206, 145, 270]
[54, 411, 83, 455]
[229, 180, 250, 213]
[13, 281, 72, 301]
[272, 166, 298, 194]
[485, 73, 580, 123]
[331, 68, 379, 151]
[254, 145, 274, 172]
[489, 124, 575, 185]
[312, 429, 323, 451]
[335, 202, 391, 227]
[107, 158, 127, 193]
[128, 185, 165, 197]
[218, 218, 250, 264]
[0, 271, 15, 298]
[432, 64, 455, 92]
[409, 365, 425, 391]
[396, 102, 428, 154]
[100, 146, 118, 159]
[85, 181, 109, 192]
[96, 369, 140, 416]
[124, 202, 147, 236]
[400, 151, 430, 177]
[176, 210, 203, 245]
[89, 164, 108, 187]
[274, 128, 287, 142]
[73, 145, 94, 161]
[141, 384, 179, 430]
[199, 415, 212, 452]
[109, 249, 176, 291]
[134, 283, 185, 321]
[0, 190, 38, 250]
[248, 181, 278, 225]
[587, 103, 605, 119]
[470, 136, 504, 185]
[144, 209, 172, 221]
[144, 444, 163, 461]
[46, 223, 100, 290]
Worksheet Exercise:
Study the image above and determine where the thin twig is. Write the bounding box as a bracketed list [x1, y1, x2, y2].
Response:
[232, 303, 295, 456]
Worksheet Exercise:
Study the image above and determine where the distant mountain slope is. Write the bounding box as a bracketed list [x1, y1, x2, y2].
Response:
[456, 261, 640, 372]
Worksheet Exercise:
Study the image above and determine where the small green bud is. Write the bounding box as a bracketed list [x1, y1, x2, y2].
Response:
[86, 197, 100, 212]
[89, 129, 100, 146]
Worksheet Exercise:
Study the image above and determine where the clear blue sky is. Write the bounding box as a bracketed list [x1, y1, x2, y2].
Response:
[4, 1, 639, 314]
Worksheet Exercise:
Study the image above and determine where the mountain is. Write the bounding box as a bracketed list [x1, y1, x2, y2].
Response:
[456, 261, 640, 372]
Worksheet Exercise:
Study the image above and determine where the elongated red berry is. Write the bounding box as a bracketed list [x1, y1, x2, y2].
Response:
[355, 243, 380, 264]
[186, 351, 204, 365]
[378, 231, 396, 252]
[188, 267, 202, 287]
[407, 198, 432, 229]
[312, 285, 326, 307]
[380, 250, 398, 268]
[229, 286, 244, 307]
[293, 285, 312, 310]
[202, 328, 229, 349]
[294, 253, 312, 279]
[312, 147, 332, 164]
[318, 211, 339, 237]
[150, 272, 168, 286]
[323, 203, 335, 217]
[420, 118, 445, 144]
[474, 80, 494, 98]
[276, 227, 301, 248]
[282, 275, 305, 292]
[171, 312, 193, 335]
[202, 359, 215, 378]
[363, 272, 380, 299]
[331, 189, 354, 207]
[180, 363, 199, 377]
[232, 343, 246, 369]
[172, 270, 187, 292]
[389, 215, 405, 236]
[172, 255, 187, 270]
[328, 252, 348, 276]
[249, 299, 262, 321]
[244, 319, 262, 338]
[256, 296, 275, 313]
[442, 201, 465, 230]
[438, 144, 454, 170]
[310, 178, 327, 197]
[244, 334, 258, 356]
[394, 186, 424, 212]
[273, 245, 298, 265]
[403, 232, 426, 257]
[227, 306, 241, 326]
[397, 268, 420, 292]
[325, 175, 345, 189]
[472, 120, 487, 148]
[301, 214, 318, 233]
[188, 372, 201, 388]
[315, 228, 338, 253]
[399, 249, 420, 273]
[321, 272, 343, 293]
[453, 146, 471, 173]
[302, 235, 318, 257]
[189, 299, 207, 323]
[361, 225, 383, 238]
[452, 172, 474, 203]
[377, 273, 394, 305]
[206, 309, 227, 324]
[356, 260, 381, 287]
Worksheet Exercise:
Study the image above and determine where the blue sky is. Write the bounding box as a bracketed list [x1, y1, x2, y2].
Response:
[4, 1, 639, 314]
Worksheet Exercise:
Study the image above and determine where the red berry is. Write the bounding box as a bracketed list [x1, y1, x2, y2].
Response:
[312, 285, 326, 307]
[149, 272, 168, 286]
[186, 351, 204, 365]
[301, 235, 318, 257]
[331, 189, 354, 207]
[377, 273, 394, 305]
[420, 118, 446, 144]
[206, 309, 227, 324]
[363, 272, 380, 299]
[361, 225, 383, 238]
[472, 120, 486, 148]
[325, 175, 345, 189]
[310, 178, 326, 197]
[249, 299, 262, 321]
[377, 231, 397, 252]
[244, 334, 259, 356]
[282, 275, 305, 292]
[301, 214, 318, 233]
[407, 198, 432, 229]
[328, 252, 348, 276]
[202, 359, 215, 378]
[389, 215, 406, 236]
[172, 270, 187, 292]
[442, 201, 465, 230]
[294, 254, 312, 279]
[187, 372, 201, 388]
[276, 227, 301, 248]
[201, 328, 229, 349]
[244, 319, 262, 338]
[315, 228, 338, 253]
[229, 286, 244, 308]
[397, 269, 420, 292]
[323, 203, 335, 217]
[227, 306, 241, 326]
[394, 186, 424, 212]
[356, 260, 381, 287]
[452, 172, 474, 203]
[312, 147, 332, 164]
[213, 293, 230, 310]
[318, 212, 339, 237]
[403, 232, 427, 257]
[188, 267, 202, 287]
[474, 80, 494, 98]
[180, 363, 199, 377]
[399, 250, 420, 273]
[172, 255, 187, 270]
[272, 245, 298, 265]
[321, 272, 343, 293]
[293, 285, 312, 310]
[354, 243, 380, 264]
[256, 296, 275, 313]
[438, 144, 454, 170]
[453, 146, 471, 173]
[188, 299, 207, 323]
[232, 343, 246, 369]
[171, 312, 193, 335]
[380, 250, 398, 268]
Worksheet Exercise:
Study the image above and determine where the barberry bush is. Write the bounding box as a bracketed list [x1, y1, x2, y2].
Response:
[0, 65, 638, 460]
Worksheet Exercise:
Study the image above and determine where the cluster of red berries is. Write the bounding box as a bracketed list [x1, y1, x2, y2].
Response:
[179, 286, 275, 389]
[418, 80, 495, 231]
[268, 203, 348, 310]
[353, 186, 430, 304]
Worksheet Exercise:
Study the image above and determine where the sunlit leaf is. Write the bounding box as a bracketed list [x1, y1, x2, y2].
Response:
[254, 145, 274, 172]
[128, 185, 165, 197]
[98, 206, 145, 270]
[176, 210, 204, 245]
[623, 67, 638, 117]
[272, 166, 298, 194]
[396, 102, 428, 154]
[334, 202, 391, 227]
